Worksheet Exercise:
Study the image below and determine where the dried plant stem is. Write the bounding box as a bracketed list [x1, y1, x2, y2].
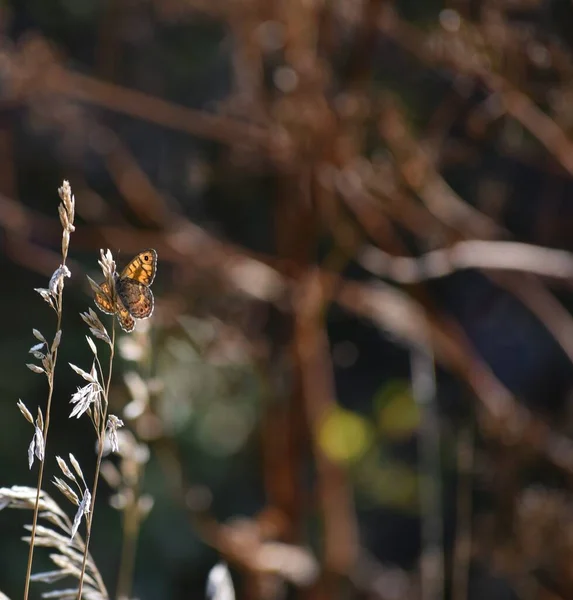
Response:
[77, 320, 116, 600]
[116, 477, 142, 600]
[23, 297, 64, 600]
[411, 343, 443, 600]
[452, 424, 474, 600]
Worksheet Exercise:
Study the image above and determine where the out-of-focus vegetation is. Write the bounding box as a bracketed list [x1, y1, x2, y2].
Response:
[3, 0, 573, 598]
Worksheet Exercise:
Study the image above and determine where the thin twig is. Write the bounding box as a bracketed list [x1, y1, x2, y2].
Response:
[115, 474, 142, 600]
[452, 424, 474, 600]
[410, 342, 443, 600]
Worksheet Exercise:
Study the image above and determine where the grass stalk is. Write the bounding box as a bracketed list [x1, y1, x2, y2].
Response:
[23, 181, 75, 600]
[76, 320, 116, 600]
[23, 308, 62, 600]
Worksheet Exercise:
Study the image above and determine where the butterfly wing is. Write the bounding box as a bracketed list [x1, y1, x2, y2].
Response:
[93, 249, 157, 332]
[115, 296, 136, 332]
[120, 249, 157, 286]
[116, 279, 154, 319]
[94, 281, 115, 315]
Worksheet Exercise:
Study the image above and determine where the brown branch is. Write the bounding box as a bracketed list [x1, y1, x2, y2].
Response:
[12, 37, 270, 148]
[358, 240, 573, 283]
[294, 269, 359, 582]
[377, 100, 504, 239]
[379, 10, 573, 178]
[368, 100, 573, 371]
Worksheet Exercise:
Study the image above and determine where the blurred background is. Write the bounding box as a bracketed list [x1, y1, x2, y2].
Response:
[3, 0, 573, 599]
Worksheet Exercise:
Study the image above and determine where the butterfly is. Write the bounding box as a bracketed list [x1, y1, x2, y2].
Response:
[94, 249, 157, 332]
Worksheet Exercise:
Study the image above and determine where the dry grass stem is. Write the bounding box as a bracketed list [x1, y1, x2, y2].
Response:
[23, 181, 75, 600]
[73, 249, 120, 600]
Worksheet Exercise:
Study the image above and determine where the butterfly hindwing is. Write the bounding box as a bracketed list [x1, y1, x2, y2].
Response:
[116, 298, 136, 332]
[116, 278, 154, 319]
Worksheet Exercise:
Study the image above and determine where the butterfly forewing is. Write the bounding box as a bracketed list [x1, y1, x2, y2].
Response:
[120, 249, 157, 286]
[94, 281, 115, 315]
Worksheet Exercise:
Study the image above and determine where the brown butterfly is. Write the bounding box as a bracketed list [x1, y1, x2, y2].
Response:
[94, 249, 157, 332]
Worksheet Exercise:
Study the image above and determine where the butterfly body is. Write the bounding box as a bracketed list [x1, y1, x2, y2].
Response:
[94, 249, 157, 332]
